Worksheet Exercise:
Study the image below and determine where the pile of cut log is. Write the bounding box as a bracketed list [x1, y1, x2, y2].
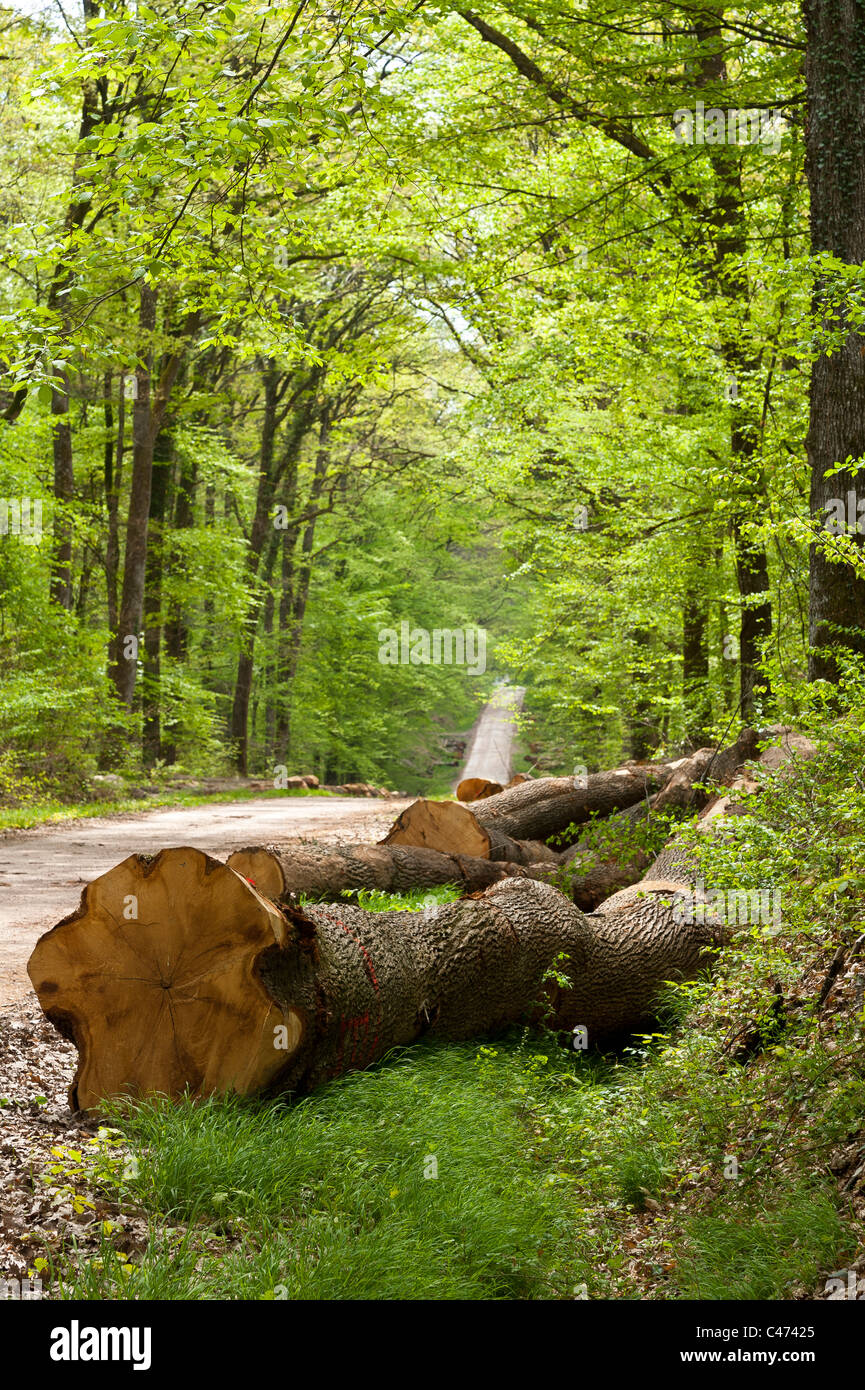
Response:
[280, 776, 396, 796]
[27, 728, 814, 1113]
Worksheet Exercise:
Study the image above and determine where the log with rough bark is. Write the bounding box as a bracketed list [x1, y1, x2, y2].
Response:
[468, 760, 674, 845]
[381, 796, 556, 866]
[529, 728, 762, 909]
[551, 798, 660, 909]
[383, 731, 758, 882]
[470, 728, 761, 845]
[226, 841, 526, 902]
[651, 727, 760, 813]
[28, 839, 723, 1112]
[699, 726, 817, 825]
[27, 731, 771, 1112]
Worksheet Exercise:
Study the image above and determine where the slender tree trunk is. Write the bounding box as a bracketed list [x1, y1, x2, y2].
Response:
[683, 587, 710, 747]
[27, 4, 104, 593]
[627, 626, 656, 760]
[162, 451, 197, 765]
[803, 0, 865, 681]
[261, 529, 281, 760]
[103, 372, 123, 636]
[109, 284, 157, 708]
[696, 8, 773, 717]
[200, 481, 216, 678]
[231, 362, 280, 775]
[230, 365, 312, 774]
[277, 411, 330, 754]
[76, 545, 93, 619]
[49, 370, 75, 608]
[274, 530, 296, 752]
[732, 518, 772, 713]
[142, 425, 173, 765]
[163, 455, 197, 667]
[108, 292, 198, 709]
[716, 545, 735, 710]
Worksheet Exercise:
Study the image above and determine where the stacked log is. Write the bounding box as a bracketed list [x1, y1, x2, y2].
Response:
[27, 847, 722, 1111]
[226, 842, 524, 902]
[26, 727, 781, 1113]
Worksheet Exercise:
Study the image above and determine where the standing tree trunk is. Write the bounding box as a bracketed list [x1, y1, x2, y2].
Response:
[803, 0, 865, 681]
[230, 365, 315, 774]
[695, 6, 773, 717]
[103, 371, 123, 637]
[627, 627, 657, 760]
[19, 2, 103, 598]
[683, 581, 710, 748]
[231, 360, 280, 775]
[276, 408, 331, 755]
[108, 290, 199, 708]
[49, 369, 75, 609]
[109, 283, 158, 708]
[200, 480, 217, 681]
[716, 547, 736, 711]
[260, 529, 281, 761]
[163, 457, 197, 667]
[162, 450, 198, 765]
[142, 423, 173, 765]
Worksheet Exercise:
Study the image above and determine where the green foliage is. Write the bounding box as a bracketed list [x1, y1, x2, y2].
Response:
[678, 1185, 845, 1301]
[52, 1045, 571, 1301]
[345, 883, 462, 912]
[0, 0, 827, 791]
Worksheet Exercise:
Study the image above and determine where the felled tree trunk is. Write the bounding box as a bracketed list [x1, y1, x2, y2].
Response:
[468, 761, 675, 844]
[651, 727, 760, 812]
[469, 729, 761, 845]
[258, 874, 723, 1096]
[381, 797, 557, 865]
[28, 843, 723, 1113]
[382, 798, 490, 856]
[548, 798, 660, 909]
[546, 728, 762, 907]
[226, 842, 526, 903]
[27, 849, 300, 1112]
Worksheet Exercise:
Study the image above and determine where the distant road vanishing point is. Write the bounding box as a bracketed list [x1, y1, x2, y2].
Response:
[456, 682, 526, 789]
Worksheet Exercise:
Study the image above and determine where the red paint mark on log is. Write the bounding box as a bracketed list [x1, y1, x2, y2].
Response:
[335, 918, 380, 992]
[328, 920, 384, 1075]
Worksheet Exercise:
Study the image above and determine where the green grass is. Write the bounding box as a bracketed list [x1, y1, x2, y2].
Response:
[46, 1018, 860, 1301]
[50, 1042, 586, 1301]
[46, 1022, 860, 1301]
[677, 1185, 845, 1300]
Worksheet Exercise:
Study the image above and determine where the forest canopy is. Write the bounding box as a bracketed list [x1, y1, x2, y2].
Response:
[0, 1, 860, 795]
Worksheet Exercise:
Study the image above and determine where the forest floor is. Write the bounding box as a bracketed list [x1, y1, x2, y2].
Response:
[0, 795, 410, 1007]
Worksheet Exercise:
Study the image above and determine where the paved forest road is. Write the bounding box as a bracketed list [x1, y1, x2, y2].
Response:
[0, 796, 410, 1008]
[457, 684, 526, 787]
